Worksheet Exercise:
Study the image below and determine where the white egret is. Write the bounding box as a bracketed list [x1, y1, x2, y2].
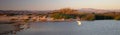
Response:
[77, 21, 81, 25]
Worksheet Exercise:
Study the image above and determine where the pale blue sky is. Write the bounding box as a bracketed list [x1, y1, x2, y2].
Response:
[0, 0, 120, 10]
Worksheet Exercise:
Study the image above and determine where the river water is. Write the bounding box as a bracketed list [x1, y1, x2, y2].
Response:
[1, 20, 120, 35]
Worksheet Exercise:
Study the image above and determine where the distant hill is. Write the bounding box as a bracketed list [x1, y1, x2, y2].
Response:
[0, 10, 52, 15]
[78, 8, 120, 13]
[0, 8, 120, 15]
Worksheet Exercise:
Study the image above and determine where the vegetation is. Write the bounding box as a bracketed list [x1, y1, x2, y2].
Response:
[0, 8, 120, 21]
[49, 8, 120, 20]
[114, 16, 120, 20]
[50, 13, 76, 19]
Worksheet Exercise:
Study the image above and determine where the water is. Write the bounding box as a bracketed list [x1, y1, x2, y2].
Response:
[1, 20, 120, 35]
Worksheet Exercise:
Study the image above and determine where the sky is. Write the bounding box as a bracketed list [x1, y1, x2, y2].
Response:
[0, 0, 120, 10]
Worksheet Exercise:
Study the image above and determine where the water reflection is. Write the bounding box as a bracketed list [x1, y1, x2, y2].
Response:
[0, 20, 120, 35]
[0, 22, 30, 35]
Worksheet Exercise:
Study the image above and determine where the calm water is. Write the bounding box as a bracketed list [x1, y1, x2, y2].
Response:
[4, 20, 120, 35]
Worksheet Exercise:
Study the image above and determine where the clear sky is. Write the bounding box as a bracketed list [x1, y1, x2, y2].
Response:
[0, 0, 120, 10]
